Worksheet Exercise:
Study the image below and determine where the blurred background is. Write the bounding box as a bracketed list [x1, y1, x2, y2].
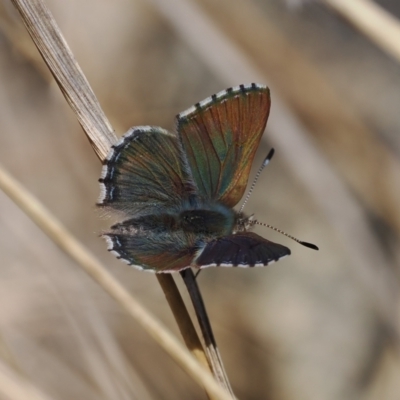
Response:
[0, 0, 400, 399]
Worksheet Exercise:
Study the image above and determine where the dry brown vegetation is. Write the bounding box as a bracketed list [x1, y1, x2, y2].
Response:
[0, 0, 400, 399]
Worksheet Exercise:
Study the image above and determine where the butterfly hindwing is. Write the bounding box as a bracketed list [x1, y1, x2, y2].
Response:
[98, 126, 193, 216]
[195, 232, 290, 269]
[177, 84, 270, 207]
[104, 219, 198, 272]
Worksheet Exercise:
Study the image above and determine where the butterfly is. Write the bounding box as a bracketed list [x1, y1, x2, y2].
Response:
[97, 83, 293, 273]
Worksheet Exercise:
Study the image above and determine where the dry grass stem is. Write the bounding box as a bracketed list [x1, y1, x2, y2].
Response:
[156, 274, 212, 370]
[321, 0, 400, 64]
[181, 270, 235, 397]
[0, 2, 51, 80]
[10, 0, 116, 161]
[0, 359, 54, 400]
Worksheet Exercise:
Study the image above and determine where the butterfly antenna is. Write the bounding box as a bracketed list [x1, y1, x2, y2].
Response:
[253, 220, 319, 250]
[239, 148, 275, 214]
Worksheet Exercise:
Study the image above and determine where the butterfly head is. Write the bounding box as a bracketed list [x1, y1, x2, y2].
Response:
[234, 213, 255, 233]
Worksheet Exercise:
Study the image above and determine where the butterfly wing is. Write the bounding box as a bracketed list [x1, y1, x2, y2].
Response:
[103, 223, 198, 273]
[195, 232, 290, 268]
[98, 126, 193, 216]
[177, 84, 270, 207]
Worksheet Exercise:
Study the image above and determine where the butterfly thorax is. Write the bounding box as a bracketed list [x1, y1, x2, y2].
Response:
[179, 209, 233, 236]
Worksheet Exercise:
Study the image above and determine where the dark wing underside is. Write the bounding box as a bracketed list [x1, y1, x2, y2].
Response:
[195, 232, 290, 268]
[177, 84, 271, 207]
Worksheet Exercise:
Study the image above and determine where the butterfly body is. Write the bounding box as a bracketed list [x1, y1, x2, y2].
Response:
[110, 200, 237, 236]
[98, 84, 291, 272]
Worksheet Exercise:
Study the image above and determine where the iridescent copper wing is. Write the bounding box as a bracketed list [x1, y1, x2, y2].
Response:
[176, 84, 270, 207]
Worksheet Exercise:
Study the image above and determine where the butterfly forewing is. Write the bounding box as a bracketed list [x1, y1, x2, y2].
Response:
[177, 84, 271, 207]
[98, 126, 193, 216]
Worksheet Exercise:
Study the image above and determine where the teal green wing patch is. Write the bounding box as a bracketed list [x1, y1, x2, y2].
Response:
[98, 126, 194, 216]
[177, 84, 270, 207]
